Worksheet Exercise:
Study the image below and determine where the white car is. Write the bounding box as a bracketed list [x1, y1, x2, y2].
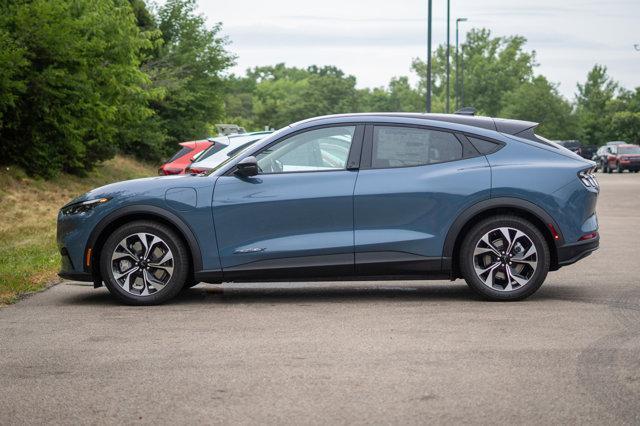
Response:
[187, 131, 272, 173]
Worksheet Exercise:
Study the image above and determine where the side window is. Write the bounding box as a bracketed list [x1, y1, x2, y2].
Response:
[467, 136, 502, 155]
[256, 126, 355, 174]
[372, 126, 462, 168]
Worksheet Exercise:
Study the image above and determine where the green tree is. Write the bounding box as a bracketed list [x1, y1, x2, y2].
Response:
[248, 64, 360, 129]
[500, 76, 576, 139]
[412, 28, 536, 115]
[358, 77, 422, 112]
[0, 28, 27, 129]
[574, 65, 618, 146]
[609, 111, 640, 144]
[147, 0, 234, 150]
[0, 0, 154, 177]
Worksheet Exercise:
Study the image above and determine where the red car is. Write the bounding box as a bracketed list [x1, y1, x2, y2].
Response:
[603, 144, 640, 173]
[158, 139, 212, 175]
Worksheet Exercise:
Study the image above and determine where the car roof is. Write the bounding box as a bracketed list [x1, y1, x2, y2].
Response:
[291, 113, 538, 136]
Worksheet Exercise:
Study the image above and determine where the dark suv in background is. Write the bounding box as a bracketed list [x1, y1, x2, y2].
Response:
[555, 140, 597, 160]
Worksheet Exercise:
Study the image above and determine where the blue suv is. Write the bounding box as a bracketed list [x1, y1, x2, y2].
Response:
[57, 113, 600, 305]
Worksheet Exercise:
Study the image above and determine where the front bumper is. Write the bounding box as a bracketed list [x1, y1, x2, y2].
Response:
[57, 208, 106, 282]
[557, 236, 599, 267]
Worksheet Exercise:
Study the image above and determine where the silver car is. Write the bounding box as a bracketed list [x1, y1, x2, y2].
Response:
[187, 131, 273, 173]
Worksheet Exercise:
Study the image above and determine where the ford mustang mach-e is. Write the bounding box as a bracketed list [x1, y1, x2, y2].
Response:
[58, 113, 599, 305]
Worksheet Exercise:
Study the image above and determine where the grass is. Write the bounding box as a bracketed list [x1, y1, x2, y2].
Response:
[0, 156, 156, 305]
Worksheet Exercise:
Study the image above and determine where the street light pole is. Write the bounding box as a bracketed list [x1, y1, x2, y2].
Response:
[455, 17, 467, 111]
[426, 0, 433, 112]
[445, 0, 450, 113]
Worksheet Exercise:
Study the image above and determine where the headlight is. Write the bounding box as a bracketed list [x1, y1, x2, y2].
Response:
[60, 198, 110, 215]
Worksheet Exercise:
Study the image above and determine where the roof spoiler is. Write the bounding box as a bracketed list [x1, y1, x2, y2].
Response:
[454, 107, 476, 116]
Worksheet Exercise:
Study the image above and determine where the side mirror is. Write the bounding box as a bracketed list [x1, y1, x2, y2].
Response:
[235, 156, 259, 177]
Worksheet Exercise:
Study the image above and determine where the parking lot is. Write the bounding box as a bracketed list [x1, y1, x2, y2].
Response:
[0, 172, 638, 424]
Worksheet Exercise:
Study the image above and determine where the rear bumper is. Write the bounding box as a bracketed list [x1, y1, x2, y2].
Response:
[557, 237, 599, 267]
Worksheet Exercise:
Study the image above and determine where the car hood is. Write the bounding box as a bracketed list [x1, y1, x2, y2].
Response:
[62, 174, 210, 208]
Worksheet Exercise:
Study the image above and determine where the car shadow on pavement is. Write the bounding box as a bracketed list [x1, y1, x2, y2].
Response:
[61, 281, 594, 306]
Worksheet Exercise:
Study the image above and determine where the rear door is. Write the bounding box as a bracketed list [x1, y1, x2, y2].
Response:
[212, 125, 364, 280]
[353, 124, 491, 275]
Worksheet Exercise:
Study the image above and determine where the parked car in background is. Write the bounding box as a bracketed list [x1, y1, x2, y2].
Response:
[158, 140, 212, 175]
[593, 146, 611, 172]
[555, 140, 597, 160]
[186, 131, 273, 174]
[601, 144, 640, 173]
[556, 140, 581, 155]
[58, 112, 599, 305]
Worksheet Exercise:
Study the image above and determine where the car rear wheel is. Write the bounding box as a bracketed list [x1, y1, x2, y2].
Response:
[460, 216, 550, 301]
[100, 220, 189, 305]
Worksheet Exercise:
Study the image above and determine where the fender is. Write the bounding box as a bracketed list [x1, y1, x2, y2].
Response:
[85, 204, 203, 273]
[442, 197, 563, 260]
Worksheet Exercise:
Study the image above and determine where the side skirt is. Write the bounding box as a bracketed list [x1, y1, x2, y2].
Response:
[195, 252, 450, 283]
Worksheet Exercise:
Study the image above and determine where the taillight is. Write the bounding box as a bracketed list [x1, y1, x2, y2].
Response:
[162, 167, 183, 175]
[578, 167, 599, 190]
[578, 232, 598, 241]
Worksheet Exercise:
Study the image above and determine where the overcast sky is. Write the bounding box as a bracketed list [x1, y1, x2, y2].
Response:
[195, 0, 639, 99]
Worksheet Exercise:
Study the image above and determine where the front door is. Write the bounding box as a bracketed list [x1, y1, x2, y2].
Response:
[212, 125, 363, 280]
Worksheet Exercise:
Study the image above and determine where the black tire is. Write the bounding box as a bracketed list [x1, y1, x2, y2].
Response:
[617, 163, 623, 173]
[100, 220, 189, 305]
[459, 215, 550, 301]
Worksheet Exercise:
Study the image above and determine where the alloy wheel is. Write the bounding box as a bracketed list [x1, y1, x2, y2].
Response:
[472, 227, 538, 292]
[110, 232, 174, 296]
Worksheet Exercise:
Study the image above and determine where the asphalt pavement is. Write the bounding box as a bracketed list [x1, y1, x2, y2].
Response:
[1, 172, 639, 424]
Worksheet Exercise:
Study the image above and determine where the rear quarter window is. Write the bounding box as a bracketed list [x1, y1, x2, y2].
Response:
[466, 136, 502, 155]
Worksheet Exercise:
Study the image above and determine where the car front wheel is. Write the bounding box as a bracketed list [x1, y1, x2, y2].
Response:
[460, 216, 550, 301]
[100, 220, 189, 305]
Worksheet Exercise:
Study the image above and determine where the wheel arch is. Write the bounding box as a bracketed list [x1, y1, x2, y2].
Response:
[85, 205, 203, 286]
[444, 198, 561, 278]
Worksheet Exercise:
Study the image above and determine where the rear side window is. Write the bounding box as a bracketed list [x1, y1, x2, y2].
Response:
[467, 137, 501, 155]
[372, 126, 462, 168]
[167, 146, 193, 162]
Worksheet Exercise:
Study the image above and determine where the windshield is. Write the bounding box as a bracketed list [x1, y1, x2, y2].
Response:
[227, 139, 260, 157]
[619, 146, 640, 155]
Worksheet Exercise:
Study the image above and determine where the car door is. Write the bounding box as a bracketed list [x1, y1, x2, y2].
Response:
[353, 124, 491, 275]
[212, 125, 364, 280]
